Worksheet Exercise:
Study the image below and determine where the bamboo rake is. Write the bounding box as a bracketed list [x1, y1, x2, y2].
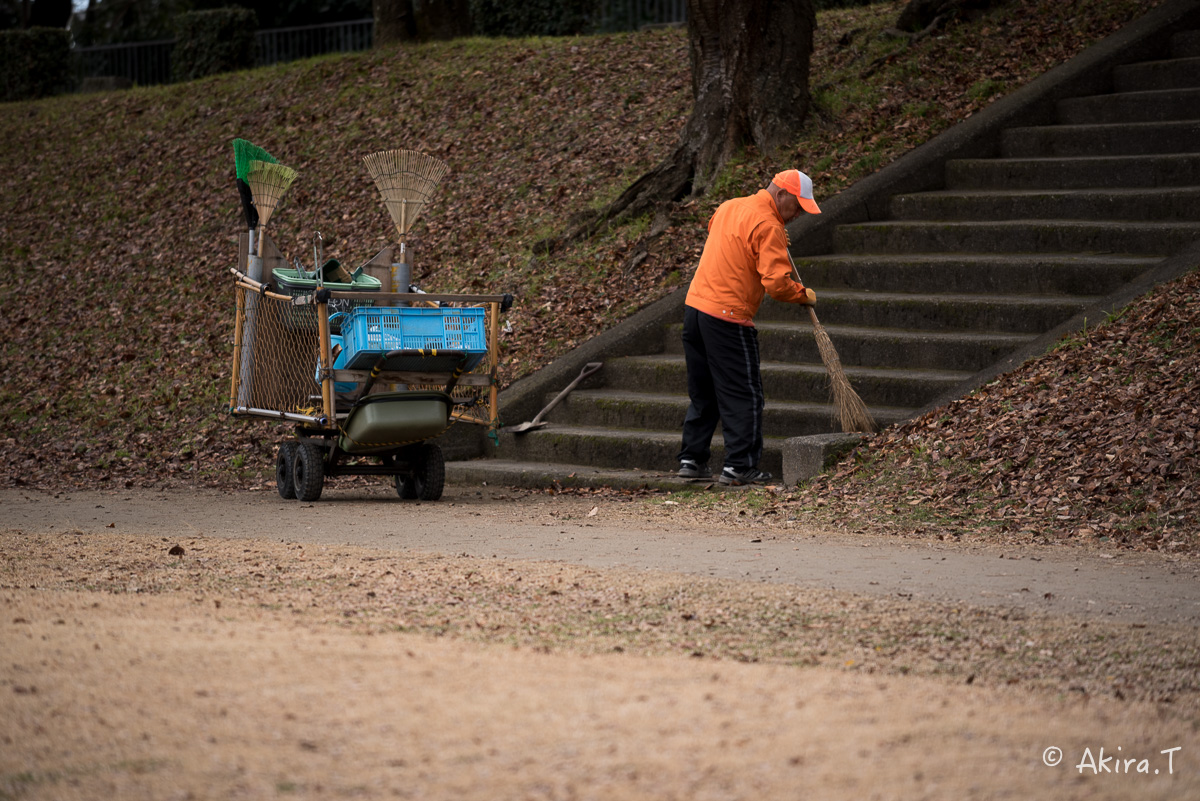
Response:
[363, 149, 451, 241]
[363, 149, 450, 299]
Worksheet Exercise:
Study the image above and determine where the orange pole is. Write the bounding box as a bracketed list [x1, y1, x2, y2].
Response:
[488, 301, 500, 431]
[229, 287, 245, 409]
[317, 298, 334, 424]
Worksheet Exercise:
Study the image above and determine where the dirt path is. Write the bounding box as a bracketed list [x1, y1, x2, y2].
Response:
[6, 487, 1199, 625]
[3, 486, 1199, 800]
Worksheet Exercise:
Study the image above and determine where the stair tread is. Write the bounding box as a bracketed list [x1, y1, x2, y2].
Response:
[796, 253, 1161, 265]
[752, 321, 1040, 342]
[805, 289, 1103, 305]
[1118, 54, 1200, 70]
[620, 354, 974, 381]
[505, 419, 917, 441]
[1009, 119, 1200, 132]
[952, 152, 1200, 165]
[566, 388, 916, 415]
[507, 424, 789, 442]
[893, 186, 1200, 198]
[841, 218, 1200, 229]
[1066, 85, 1200, 102]
[445, 459, 746, 490]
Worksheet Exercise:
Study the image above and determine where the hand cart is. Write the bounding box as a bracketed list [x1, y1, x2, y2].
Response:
[228, 233, 511, 502]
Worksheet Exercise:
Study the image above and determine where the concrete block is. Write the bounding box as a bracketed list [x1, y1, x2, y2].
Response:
[782, 433, 868, 485]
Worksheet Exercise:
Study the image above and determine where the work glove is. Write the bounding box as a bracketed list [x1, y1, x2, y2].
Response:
[798, 287, 817, 306]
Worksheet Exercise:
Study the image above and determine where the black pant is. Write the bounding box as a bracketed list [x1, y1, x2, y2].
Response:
[677, 306, 764, 472]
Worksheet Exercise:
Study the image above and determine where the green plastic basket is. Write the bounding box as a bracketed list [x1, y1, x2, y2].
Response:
[272, 265, 381, 330]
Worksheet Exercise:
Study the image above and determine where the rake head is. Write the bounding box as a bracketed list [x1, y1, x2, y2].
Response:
[245, 160, 297, 228]
[363, 149, 450, 240]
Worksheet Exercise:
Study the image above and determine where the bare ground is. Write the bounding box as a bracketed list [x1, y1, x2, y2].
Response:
[3, 486, 1199, 800]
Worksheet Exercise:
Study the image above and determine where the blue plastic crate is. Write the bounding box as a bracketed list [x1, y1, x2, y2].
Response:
[340, 307, 488, 371]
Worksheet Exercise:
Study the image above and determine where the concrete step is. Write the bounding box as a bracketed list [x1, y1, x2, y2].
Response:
[492, 424, 789, 476]
[1057, 87, 1200, 124]
[544, 388, 913, 434]
[757, 289, 1095, 334]
[603, 354, 969, 408]
[945, 153, 1200, 189]
[1114, 55, 1200, 92]
[833, 219, 1200, 256]
[1174, 30, 1200, 58]
[664, 322, 1038, 372]
[446, 458, 726, 492]
[792, 253, 1159, 295]
[889, 186, 1200, 222]
[1000, 120, 1200, 157]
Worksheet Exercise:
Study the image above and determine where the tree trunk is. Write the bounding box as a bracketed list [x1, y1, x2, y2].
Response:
[374, 0, 415, 46]
[545, 0, 815, 251]
[411, 0, 473, 40]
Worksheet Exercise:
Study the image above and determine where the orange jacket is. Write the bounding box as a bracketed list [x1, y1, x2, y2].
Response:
[684, 189, 808, 324]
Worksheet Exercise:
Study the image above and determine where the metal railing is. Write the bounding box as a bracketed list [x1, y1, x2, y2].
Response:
[69, 4, 688, 89]
[74, 37, 175, 88]
[596, 0, 687, 33]
[71, 18, 375, 88]
[257, 19, 374, 68]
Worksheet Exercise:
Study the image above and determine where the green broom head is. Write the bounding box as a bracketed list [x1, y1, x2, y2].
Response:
[233, 138, 278, 181]
[245, 160, 297, 228]
[233, 139, 279, 229]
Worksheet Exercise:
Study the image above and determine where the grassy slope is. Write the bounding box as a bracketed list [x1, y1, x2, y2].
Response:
[1, 0, 1183, 532]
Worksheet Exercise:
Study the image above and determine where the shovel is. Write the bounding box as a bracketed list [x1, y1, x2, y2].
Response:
[506, 362, 603, 434]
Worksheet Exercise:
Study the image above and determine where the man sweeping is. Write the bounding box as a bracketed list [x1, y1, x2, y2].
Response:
[677, 169, 822, 486]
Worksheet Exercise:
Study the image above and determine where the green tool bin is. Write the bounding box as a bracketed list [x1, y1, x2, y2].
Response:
[338, 391, 452, 454]
[273, 263, 381, 329]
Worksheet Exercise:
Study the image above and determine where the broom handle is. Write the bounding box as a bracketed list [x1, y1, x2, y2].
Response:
[787, 251, 817, 315]
[788, 248, 830, 348]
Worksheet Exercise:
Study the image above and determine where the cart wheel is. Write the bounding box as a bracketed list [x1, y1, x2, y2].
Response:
[395, 474, 418, 500]
[395, 443, 444, 502]
[292, 442, 324, 502]
[276, 442, 298, 500]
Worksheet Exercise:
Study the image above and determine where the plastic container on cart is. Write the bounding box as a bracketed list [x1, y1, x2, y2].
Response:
[315, 335, 357, 394]
[273, 263, 381, 328]
[339, 307, 488, 371]
[338, 391, 453, 454]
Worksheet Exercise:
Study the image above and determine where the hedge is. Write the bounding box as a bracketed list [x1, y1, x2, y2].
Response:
[0, 27, 72, 102]
[470, 0, 602, 37]
[172, 8, 258, 83]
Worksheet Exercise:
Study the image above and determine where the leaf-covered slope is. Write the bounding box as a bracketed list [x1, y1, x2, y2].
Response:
[796, 269, 1200, 552]
[0, 0, 1169, 494]
[0, 31, 693, 487]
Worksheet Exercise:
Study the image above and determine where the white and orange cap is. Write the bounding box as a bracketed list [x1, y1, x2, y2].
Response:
[773, 169, 821, 214]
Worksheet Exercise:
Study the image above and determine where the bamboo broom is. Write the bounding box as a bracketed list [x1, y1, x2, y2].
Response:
[787, 249, 877, 434]
[244, 159, 297, 253]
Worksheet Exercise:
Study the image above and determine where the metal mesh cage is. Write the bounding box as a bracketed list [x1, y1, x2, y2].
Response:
[231, 287, 323, 417]
[230, 287, 498, 428]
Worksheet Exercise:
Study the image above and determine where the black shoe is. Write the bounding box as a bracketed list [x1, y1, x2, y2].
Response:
[718, 466, 772, 486]
[678, 459, 712, 479]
